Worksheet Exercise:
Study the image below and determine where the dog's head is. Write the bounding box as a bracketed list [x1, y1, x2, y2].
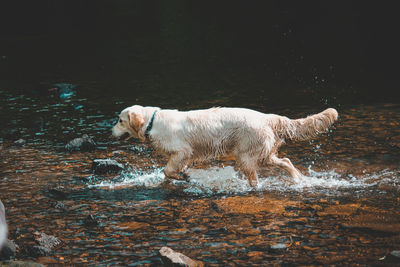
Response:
[112, 105, 147, 142]
[112, 105, 160, 142]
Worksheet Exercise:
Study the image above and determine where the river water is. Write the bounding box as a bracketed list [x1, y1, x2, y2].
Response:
[0, 87, 399, 266]
[1, 1, 400, 265]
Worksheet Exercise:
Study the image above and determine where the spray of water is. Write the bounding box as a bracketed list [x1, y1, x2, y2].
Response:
[89, 165, 399, 196]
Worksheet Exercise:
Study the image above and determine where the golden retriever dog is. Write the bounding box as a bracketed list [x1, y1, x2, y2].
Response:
[112, 105, 338, 187]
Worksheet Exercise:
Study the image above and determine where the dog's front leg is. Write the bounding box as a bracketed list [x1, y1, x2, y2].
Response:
[164, 152, 190, 180]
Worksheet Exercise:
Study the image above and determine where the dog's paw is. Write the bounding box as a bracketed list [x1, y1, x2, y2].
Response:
[164, 170, 187, 181]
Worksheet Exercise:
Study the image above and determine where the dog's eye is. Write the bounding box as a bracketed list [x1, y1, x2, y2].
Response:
[119, 119, 123, 123]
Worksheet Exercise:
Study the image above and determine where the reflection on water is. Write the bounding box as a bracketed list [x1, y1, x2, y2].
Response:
[0, 89, 399, 266]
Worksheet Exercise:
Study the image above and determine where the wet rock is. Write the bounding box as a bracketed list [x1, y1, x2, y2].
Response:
[55, 83, 77, 99]
[65, 134, 96, 152]
[33, 232, 62, 250]
[2, 129, 22, 141]
[34, 82, 77, 99]
[13, 139, 26, 147]
[47, 188, 67, 200]
[158, 246, 204, 267]
[0, 239, 17, 260]
[0, 260, 45, 267]
[92, 159, 124, 174]
[26, 246, 51, 257]
[83, 215, 100, 227]
[51, 201, 69, 211]
[23, 232, 63, 257]
[270, 243, 287, 251]
[390, 250, 400, 258]
[382, 250, 400, 264]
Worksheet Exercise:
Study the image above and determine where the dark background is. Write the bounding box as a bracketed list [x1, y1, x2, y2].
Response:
[0, 0, 399, 108]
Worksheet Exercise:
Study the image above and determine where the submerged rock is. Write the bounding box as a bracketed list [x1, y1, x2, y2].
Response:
[390, 250, 400, 258]
[83, 215, 100, 227]
[0, 239, 17, 260]
[27, 246, 53, 257]
[54, 83, 77, 99]
[382, 250, 400, 264]
[158, 246, 204, 267]
[92, 159, 124, 174]
[65, 134, 96, 152]
[13, 139, 26, 147]
[2, 129, 22, 141]
[34, 82, 77, 99]
[47, 188, 68, 200]
[51, 201, 69, 211]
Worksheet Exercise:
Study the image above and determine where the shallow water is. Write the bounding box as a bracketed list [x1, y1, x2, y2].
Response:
[1, 88, 399, 265]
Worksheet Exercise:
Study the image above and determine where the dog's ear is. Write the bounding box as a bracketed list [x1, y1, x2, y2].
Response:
[128, 112, 145, 133]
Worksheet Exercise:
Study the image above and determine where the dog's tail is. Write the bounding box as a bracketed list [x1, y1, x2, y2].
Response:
[274, 108, 338, 141]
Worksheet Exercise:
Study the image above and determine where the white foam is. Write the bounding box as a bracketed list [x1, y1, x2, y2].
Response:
[89, 165, 398, 195]
[88, 168, 165, 189]
[184, 166, 253, 195]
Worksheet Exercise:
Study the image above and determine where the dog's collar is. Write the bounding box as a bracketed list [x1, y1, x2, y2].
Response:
[144, 110, 158, 139]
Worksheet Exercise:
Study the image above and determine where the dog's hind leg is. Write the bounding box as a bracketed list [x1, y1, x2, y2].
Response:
[268, 155, 302, 178]
[164, 152, 190, 180]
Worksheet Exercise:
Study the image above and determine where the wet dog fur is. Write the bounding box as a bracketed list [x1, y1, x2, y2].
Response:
[112, 105, 338, 187]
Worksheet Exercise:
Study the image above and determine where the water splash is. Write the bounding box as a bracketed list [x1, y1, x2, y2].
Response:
[89, 166, 399, 196]
[183, 167, 253, 195]
[88, 168, 165, 189]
